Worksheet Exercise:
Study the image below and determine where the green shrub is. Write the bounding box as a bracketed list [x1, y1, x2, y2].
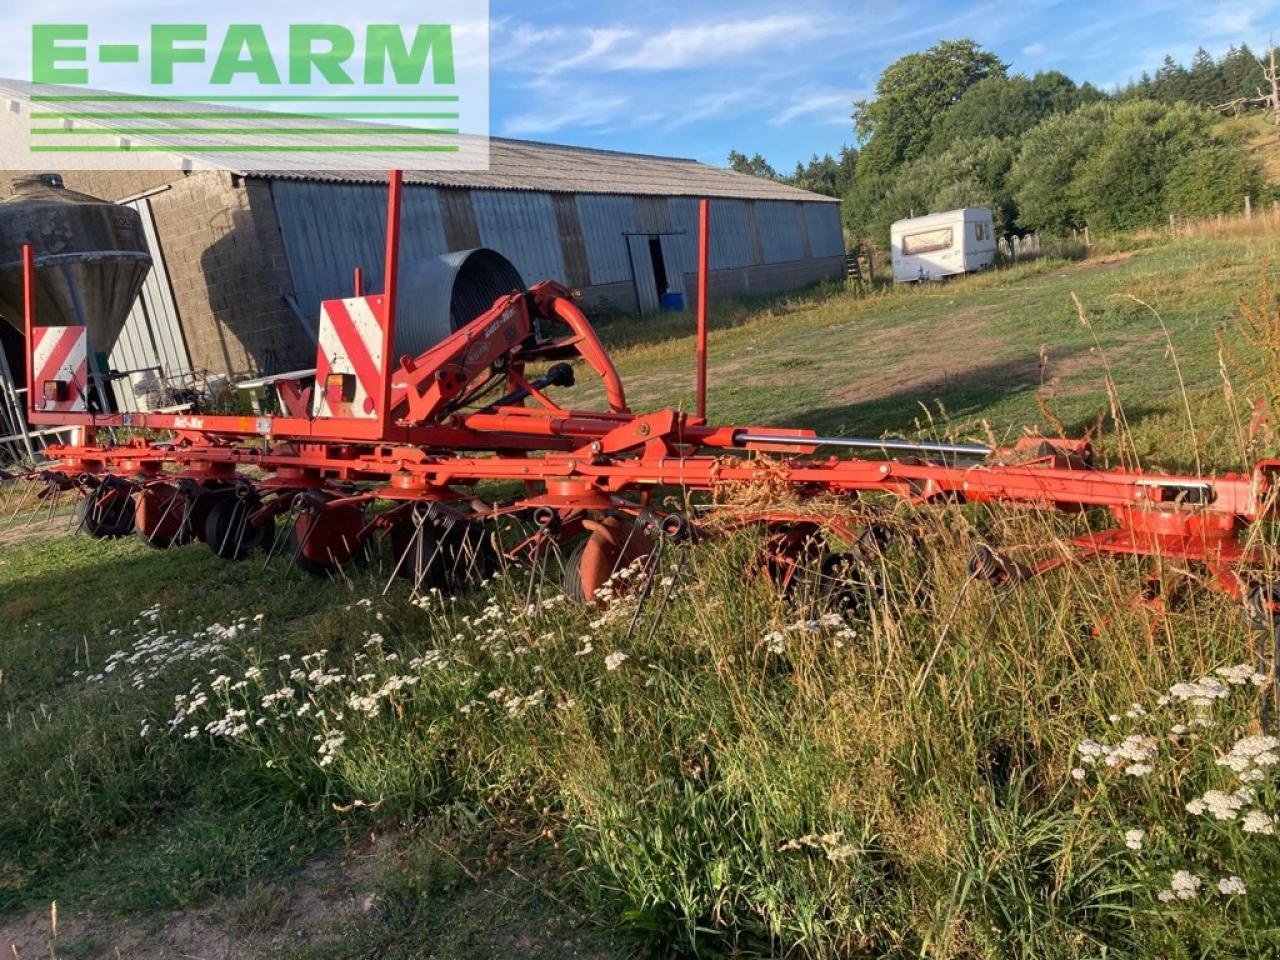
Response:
[1165, 141, 1265, 218]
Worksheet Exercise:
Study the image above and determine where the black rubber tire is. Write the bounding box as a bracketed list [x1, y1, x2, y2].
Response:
[76, 487, 136, 539]
[811, 551, 877, 618]
[393, 519, 495, 590]
[562, 539, 588, 604]
[203, 496, 275, 561]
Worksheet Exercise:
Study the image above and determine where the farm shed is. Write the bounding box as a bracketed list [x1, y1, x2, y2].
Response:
[0, 86, 843, 384]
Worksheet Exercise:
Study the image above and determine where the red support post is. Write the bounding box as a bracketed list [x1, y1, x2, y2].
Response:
[22, 244, 34, 417]
[379, 171, 404, 438]
[695, 198, 710, 423]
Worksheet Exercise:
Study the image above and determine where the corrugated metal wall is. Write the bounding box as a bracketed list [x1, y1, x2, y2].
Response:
[471, 191, 566, 284]
[110, 197, 193, 411]
[575, 194, 637, 285]
[271, 181, 451, 320]
[805, 203, 845, 259]
[268, 181, 844, 323]
[755, 202, 806, 264]
[670, 197, 755, 270]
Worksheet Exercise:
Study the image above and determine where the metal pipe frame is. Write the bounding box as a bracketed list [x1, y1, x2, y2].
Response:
[18, 170, 1280, 604]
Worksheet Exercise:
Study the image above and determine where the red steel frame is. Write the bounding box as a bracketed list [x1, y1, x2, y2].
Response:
[17, 170, 1280, 605]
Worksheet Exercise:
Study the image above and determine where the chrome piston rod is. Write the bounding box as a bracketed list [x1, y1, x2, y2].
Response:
[733, 432, 992, 458]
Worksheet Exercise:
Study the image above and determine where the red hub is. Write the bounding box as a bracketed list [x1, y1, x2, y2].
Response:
[565, 515, 655, 604]
[291, 503, 367, 574]
[134, 482, 191, 549]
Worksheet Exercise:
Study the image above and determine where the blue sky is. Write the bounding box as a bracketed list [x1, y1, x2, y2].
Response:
[489, 0, 1280, 169]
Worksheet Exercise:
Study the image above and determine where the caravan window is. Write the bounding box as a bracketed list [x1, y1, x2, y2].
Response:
[902, 227, 953, 255]
[975, 223, 988, 241]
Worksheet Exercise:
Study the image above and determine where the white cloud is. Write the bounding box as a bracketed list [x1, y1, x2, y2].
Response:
[492, 14, 821, 79]
[502, 92, 631, 136]
[772, 89, 857, 126]
[1197, 0, 1275, 37]
[611, 15, 819, 70]
[666, 87, 766, 129]
[1022, 42, 1047, 57]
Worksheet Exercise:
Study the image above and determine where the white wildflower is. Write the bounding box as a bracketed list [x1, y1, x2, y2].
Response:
[1217, 876, 1247, 896]
[604, 651, 629, 671]
[1241, 810, 1275, 835]
[316, 731, 345, 767]
[1170, 870, 1202, 900]
[1185, 789, 1247, 821]
[1216, 664, 1255, 686]
[1124, 828, 1145, 851]
[1168, 677, 1230, 707]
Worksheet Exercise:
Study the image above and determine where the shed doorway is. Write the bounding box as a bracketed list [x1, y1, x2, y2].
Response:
[625, 230, 686, 314]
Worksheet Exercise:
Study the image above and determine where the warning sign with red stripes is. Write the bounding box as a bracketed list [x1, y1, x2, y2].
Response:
[313, 296, 385, 420]
[31, 325, 88, 414]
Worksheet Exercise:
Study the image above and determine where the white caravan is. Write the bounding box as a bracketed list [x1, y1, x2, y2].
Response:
[890, 208, 996, 283]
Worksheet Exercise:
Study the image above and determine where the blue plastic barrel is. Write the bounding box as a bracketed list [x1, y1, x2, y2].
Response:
[660, 292, 685, 310]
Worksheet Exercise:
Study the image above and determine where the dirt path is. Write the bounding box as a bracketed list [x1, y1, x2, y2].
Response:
[3, 854, 370, 960]
[2, 843, 619, 960]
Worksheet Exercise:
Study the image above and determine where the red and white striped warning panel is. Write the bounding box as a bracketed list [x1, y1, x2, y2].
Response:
[31, 325, 88, 414]
[313, 296, 385, 420]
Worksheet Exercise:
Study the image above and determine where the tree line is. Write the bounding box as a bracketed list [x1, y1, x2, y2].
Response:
[730, 40, 1270, 247]
[1120, 46, 1269, 110]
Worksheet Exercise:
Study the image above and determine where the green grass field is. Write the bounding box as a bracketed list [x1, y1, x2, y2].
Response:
[5, 227, 1280, 958]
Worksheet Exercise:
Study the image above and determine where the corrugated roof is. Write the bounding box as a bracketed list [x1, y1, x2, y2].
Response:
[256, 140, 838, 201]
[0, 79, 837, 203]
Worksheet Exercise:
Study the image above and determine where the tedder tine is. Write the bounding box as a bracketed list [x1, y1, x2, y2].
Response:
[285, 503, 322, 576]
[623, 537, 665, 639]
[641, 516, 695, 645]
[331, 534, 357, 590]
[644, 548, 689, 646]
[263, 496, 304, 569]
[524, 532, 554, 609]
[382, 524, 418, 595]
[146, 486, 184, 547]
[5, 479, 37, 529]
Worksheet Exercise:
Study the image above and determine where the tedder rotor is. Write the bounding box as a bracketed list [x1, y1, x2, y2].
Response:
[7, 171, 1280, 639]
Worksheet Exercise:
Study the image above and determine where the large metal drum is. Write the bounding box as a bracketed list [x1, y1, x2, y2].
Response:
[0, 174, 151, 353]
[393, 248, 524, 358]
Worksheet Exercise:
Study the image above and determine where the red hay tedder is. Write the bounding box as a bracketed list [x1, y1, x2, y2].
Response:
[8, 172, 1280, 629]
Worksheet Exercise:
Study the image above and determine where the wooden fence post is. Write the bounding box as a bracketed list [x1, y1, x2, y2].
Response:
[1246, 195, 1253, 220]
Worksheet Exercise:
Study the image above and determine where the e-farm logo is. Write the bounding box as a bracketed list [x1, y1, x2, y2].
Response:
[33, 25, 456, 88]
[9, 7, 489, 172]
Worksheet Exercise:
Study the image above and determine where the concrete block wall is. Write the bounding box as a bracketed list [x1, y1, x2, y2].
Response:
[145, 173, 305, 379]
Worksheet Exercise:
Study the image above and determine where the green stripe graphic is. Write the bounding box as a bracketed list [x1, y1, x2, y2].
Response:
[30, 144, 461, 153]
[97, 44, 140, 64]
[31, 127, 460, 136]
[33, 111, 459, 119]
[30, 94, 460, 102]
